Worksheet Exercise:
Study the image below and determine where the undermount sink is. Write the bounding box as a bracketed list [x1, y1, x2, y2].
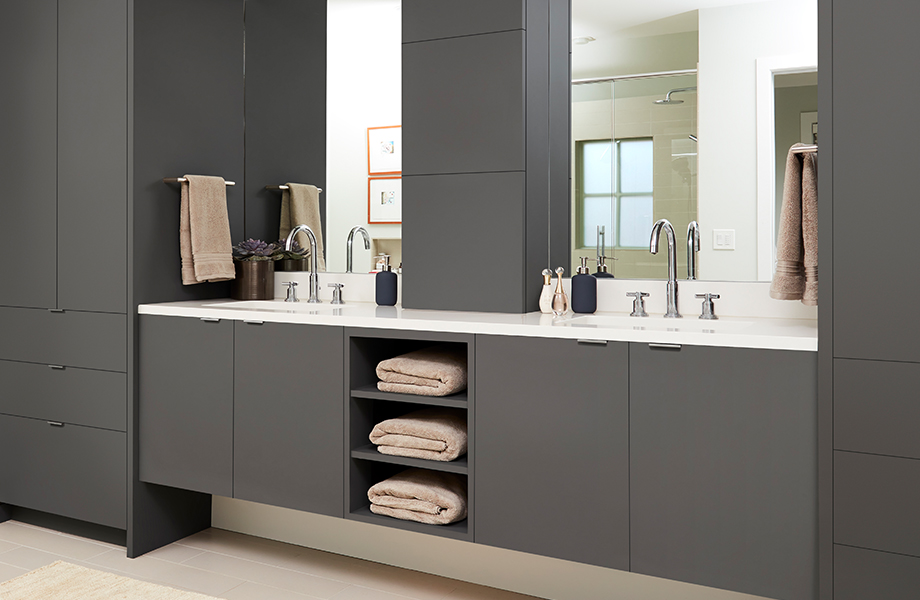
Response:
[557, 313, 753, 334]
[203, 300, 355, 313]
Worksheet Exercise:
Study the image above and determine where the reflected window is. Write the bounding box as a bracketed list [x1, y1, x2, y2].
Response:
[576, 138, 653, 250]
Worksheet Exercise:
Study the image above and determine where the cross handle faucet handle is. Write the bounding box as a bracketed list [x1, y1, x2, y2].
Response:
[627, 291, 649, 317]
[695, 293, 720, 320]
[282, 281, 299, 303]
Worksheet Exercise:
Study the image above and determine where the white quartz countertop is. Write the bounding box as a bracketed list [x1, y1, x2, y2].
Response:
[138, 299, 817, 352]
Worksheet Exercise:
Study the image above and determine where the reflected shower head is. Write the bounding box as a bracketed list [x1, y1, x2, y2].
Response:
[655, 86, 697, 105]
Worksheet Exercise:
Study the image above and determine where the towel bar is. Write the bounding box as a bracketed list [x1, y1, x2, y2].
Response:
[790, 144, 818, 154]
[162, 177, 235, 186]
[265, 185, 323, 193]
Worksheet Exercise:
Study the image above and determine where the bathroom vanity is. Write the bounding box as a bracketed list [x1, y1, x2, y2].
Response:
[137, 299, 817, 600]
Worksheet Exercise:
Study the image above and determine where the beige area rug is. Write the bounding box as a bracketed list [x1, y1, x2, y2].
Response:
[0, 561, 220, 599]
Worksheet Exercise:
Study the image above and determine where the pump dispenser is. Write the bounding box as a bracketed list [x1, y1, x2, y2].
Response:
[594, 225, 615, 278]
[375, 255, 397, 306]
[572, 257, 597, 314]
[551, 267, 569, 316]
[539, 268, 554, 314]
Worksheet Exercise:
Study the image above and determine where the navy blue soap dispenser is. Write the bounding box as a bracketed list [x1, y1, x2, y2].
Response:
[571, 257, 597, 314]
[375, 255, 397, 306]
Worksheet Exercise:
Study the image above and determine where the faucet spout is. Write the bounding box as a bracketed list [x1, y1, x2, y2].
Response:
[649, 219, 681, 318]
[346, 226, 371, 273]
[285, 225, 321, 303]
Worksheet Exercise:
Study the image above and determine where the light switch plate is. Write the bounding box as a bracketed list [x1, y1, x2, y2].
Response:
[713, 229, 735, 250]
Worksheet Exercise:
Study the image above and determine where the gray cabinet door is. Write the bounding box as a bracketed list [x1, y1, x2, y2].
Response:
[834, 544, 920, 600]
[476, 335, 629, 569]
[630, 344, 818, 600]
[57, 0, 127, 313]
[139, 315, 233, 497]
[832, 0, 920, 362]
[0, 1, 57, 309]
[403, 0, 524, 43]
[233, 322, 344, 517]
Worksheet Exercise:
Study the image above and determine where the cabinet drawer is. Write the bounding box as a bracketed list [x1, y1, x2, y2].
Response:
[0, 360, 125, 431]
[0, 307, 126, 372]
[835, 544, 920, 600]
[835, 451, 920, 557]
[0, 414, 126, 529]
[835, 359, 920, 459]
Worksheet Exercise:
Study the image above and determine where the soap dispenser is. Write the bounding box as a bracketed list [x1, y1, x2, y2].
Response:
[594, 225, 615, 278]
[551, 267, 569, 316]
[571, 257, 597, 314]
[375, 256, 397, 306]
[539, 268, 554, 314]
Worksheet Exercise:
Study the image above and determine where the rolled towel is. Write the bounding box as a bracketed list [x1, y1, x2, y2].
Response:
[376, 346, 467, 397]
[369, 408, 467, 462]
[368, 468, 467, 525]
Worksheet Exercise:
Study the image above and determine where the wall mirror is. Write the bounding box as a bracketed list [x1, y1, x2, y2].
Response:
[322, 0, 401, 274]
[569, 0, 817, 281]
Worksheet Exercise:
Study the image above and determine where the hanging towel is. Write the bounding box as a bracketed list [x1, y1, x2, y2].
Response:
[279, 183, 326, 272]
[368, 468, 467, 525]
[369, 408, 468, 462]
[376, 346, 468, 397]
[770, 145, 818, 305]
[179, 175, 235, 285]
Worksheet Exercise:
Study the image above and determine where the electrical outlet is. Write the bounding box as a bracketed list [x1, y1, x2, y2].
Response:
[713, 229, 735, 250]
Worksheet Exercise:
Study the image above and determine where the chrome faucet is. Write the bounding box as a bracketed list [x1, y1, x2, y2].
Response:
[650, 218, 681, 318]
[284, 224, 321, 303]
[687, 220, 700, 280]
[346, 226, 371, 273]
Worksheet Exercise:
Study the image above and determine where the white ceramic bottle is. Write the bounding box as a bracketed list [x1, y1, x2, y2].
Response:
[539, 268, 554, 314]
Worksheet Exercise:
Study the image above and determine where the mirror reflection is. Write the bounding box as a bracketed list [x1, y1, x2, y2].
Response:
[570, 0, 817, 281]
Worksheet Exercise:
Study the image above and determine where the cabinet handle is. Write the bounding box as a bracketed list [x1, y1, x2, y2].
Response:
[49, 308, 65, 313]
[649, 343, 682, 350]
[577, 339, 607, 346]
[200, 317, 221, 323]
[47, 421, 64, 427]
[243, 320, 264, 325]
[48, 365, 65, 370]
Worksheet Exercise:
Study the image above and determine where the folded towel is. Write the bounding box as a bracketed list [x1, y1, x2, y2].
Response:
[376, 346, 468, 397]
[180, 175, 235, 285]
[770, 145, 818, 305]
[368, 468, 467, 525]
[279, 183, 326, 272]
[370, 408, 467, 462]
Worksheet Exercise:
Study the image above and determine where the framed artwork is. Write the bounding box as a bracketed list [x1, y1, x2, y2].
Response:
[368, 177, 402, 224]
[367, 125, 402, 175]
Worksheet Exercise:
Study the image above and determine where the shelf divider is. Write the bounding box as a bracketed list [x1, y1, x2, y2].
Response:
[351, 444, 468, 474]
[350, 383, 467, 408]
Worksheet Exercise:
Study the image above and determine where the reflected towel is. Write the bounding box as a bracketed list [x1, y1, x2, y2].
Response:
[179, 175, 234, 285]
[770, 144, 818, 305]
[376, 346, 468, 397]
[368, 468, 467, 525]
[370, 408, 468, 462]
[279, 183, 325, 271]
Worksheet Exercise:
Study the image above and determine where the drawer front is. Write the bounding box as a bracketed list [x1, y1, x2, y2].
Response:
[835, 451, 920, 557]
[0, 307, 126, 372]
[0, 414, 126, 529]
[835, 544, 920, 600]
[835, 358, 920, 459]
[0, 360, 125, 431]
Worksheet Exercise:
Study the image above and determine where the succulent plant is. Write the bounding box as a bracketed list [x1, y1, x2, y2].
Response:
[232, 239, 279, 262]
[273, 238, 309, 261]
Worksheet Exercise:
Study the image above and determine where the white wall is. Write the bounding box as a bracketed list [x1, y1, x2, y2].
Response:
[697, 0, 817, 280]
[325, 0, 402, 273]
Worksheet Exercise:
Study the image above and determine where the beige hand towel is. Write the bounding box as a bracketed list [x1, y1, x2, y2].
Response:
[279, 183, 326, 272]
[770, 145, 818, 305]
[180, 175, 235, 285]
[368, 468, 467, 525]
[376, 346, 468, 397]
[369, 408, 468, 462]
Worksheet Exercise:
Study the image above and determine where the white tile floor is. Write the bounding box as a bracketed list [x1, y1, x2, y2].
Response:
[0, 521, 541, 600]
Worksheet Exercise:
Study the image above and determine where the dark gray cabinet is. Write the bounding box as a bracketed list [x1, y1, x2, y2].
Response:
[0, 0, 58, 309]
[630, 343, 818, 600]
[402, 0, 524, 43]
[139, 315, 234, 497]
[475, 335, 629, 569]
[234, 321, 344, 517]
[834, 545, 920, 600]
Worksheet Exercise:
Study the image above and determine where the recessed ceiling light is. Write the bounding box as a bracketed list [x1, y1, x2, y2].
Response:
[573, 36, 596, 45]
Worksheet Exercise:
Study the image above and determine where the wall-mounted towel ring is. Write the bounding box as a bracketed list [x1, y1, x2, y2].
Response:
[163, 177, 235, 186]
[265, 184, 323, 193]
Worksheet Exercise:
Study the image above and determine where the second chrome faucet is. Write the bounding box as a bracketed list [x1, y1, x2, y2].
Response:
[650, 218, 681, 318]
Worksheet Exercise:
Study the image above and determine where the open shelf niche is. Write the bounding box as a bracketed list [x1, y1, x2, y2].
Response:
[344, 328, 474, 541]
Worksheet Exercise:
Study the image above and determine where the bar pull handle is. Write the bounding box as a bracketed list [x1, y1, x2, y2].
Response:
[47, 421, 64, 427]
[649, 343, 682, 350]
[243, 320, 264, 325]
[200, 317, 221, 323]
[48, 365, 66, 370]
[577, 339, 608, 346]
[49, 308, 65, 313]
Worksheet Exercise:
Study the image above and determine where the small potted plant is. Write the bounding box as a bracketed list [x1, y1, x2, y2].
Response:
[231, 239, 279, 300]
[273, 238, 309, 272]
